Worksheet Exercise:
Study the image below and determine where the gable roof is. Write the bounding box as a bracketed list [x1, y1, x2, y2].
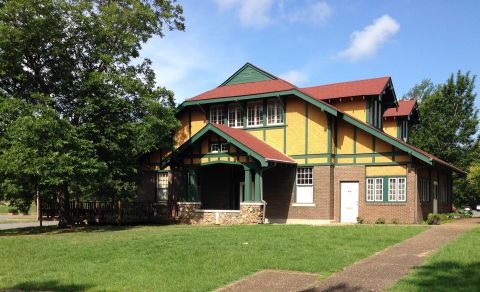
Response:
[384, 100, 417, 118]
[211, 124, 295, 164]
[187, 79, 295, 102]
[220, 63, 277, 86]
[172, 123, 295, 167]
[300, 77, 391, 100]
[177, 63, 463, 174]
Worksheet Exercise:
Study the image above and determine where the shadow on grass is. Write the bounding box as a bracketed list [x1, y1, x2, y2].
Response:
[0, 223, 163, 237]
[397, 260, 480, 291]
[6, 280, 92, 292]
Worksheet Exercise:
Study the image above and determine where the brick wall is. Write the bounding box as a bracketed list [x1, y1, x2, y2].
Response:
[334, 164, 419, 224]
[263, 165, 334, 220]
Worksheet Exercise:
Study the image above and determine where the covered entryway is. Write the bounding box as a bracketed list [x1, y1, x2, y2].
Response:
[198, 164, 243, 210]
[340, 182, 359, 223]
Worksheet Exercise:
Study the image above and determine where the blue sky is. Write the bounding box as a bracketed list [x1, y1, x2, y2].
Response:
[141, 0, 480, 105]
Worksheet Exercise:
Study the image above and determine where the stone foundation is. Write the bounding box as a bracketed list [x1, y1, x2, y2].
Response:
[177, 202, 264, 225]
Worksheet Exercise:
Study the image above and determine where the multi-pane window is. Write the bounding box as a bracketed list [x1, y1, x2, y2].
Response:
[228, 104, 243, 128]
[210, 143, 220, 153]
[295, 167, 313, 204]
[420, 178, 430, 202]
[388, 178, 406, 202]
[247, 101, 263, 127]
[267, 99, 284, 125]
[296, 167, 313, 185]
[209, 105, 224, 124]
[156, 172, 169, 202]
[366, 178, 383, 202]
[220, 143, 229, 153]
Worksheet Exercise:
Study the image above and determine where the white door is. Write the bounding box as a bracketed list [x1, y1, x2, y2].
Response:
[341, 182, 359, 223]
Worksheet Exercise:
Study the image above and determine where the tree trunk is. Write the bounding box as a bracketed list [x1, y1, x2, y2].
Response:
[58, 184, 72, 228]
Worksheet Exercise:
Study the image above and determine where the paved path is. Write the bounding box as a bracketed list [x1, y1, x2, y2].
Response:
[218, 218, 480, 292]
[0, 220, 57, 230]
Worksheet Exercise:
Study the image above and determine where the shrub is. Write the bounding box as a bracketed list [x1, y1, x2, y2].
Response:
[356, 217, 365, 224]
[392, 218, 400, 224]
[456, 209, 473, 218]
[375, 218, 385, 224]
[8, 207, 18, 214]
[426, 213, 450, 225]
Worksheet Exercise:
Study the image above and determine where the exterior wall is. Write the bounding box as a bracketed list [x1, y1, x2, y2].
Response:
[383, 119, 398, 138]
[332, 99, 367, 122]
[334, 164, 418, 224]
[360, 164, 417, 223]
[263, 165, 334, 221]
[418, 167, 453, 220]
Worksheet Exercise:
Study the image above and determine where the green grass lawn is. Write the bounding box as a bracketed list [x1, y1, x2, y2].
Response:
[391, 226, 480, 292]
[0, 224, 427, 292]
[0, 202, 36, 215]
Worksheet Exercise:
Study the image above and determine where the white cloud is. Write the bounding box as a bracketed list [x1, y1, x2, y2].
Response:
[215, 0, 274, 28]
[214, 0, 332, 28]
[286, 1, 332, 25]
[279, 70, 310, 85]
[338, 14, 400, 61]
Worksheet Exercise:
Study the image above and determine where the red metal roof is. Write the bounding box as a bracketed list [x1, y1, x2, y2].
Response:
[187, 79, 295, 102]
[384, 100, 417, 117]
[300, 77, 391, 100]
[211, 123, 296, 164]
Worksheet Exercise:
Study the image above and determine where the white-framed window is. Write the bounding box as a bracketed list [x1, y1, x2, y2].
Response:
[246, 101, 263, 127]
[210, 143, 219, 153]
[210, 105, 224, 124]
[156, 172, 169, 202]
[220, 143, 229, 153]
[388, 177, 407, 202]
[228, 104, 243, 128]
[295, 167, 313, 204]
[267, 99, 284, 125]
[420, 178, 430, 202]
[366, 178, 383, 202]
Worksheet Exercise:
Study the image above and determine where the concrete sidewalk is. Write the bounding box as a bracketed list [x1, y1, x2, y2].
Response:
[218, 218, 480, 292]
[0, 220, 57, 230]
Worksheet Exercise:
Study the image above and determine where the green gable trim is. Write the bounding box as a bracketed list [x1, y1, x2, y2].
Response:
[220, 63, 275, 86]
[341, 113, 433, 165]
[172, 123, 270, 167]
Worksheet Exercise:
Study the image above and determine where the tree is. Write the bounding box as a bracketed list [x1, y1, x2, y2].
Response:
[402, 79, 436, 103]
[0, 0, 184, 222]
[405, 71, 479, 207]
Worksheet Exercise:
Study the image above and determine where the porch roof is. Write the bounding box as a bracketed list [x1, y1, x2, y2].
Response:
[174, 123, 296, 167]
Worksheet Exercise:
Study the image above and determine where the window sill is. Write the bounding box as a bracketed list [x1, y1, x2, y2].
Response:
[292, 203, 316, 207]
[365, 202, 407, 205]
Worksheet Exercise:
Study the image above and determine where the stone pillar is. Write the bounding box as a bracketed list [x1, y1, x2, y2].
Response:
[177, 202, 201, 224]
[244, 167, 251, 202]
[240, 203, 264, 224]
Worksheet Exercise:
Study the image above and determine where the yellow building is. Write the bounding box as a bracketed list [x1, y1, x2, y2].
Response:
[141, 63, 464, 225]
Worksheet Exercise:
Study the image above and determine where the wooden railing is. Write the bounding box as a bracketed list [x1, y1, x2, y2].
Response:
[39, 200, 177, 225]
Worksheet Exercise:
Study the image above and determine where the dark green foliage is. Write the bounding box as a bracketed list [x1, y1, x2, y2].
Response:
[404, 72, 479, 207]
[0, 0, 184, 216]
[375, 218, 385, 224]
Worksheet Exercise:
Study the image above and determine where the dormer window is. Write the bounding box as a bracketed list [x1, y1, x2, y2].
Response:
[228, 104, 243, 128]
[267, 99, 284, 125]
[247, 101, 263, 127]
[210, 105, 224, 124]
[368, 98, 383, 129]
[400, 120, 408, 142]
